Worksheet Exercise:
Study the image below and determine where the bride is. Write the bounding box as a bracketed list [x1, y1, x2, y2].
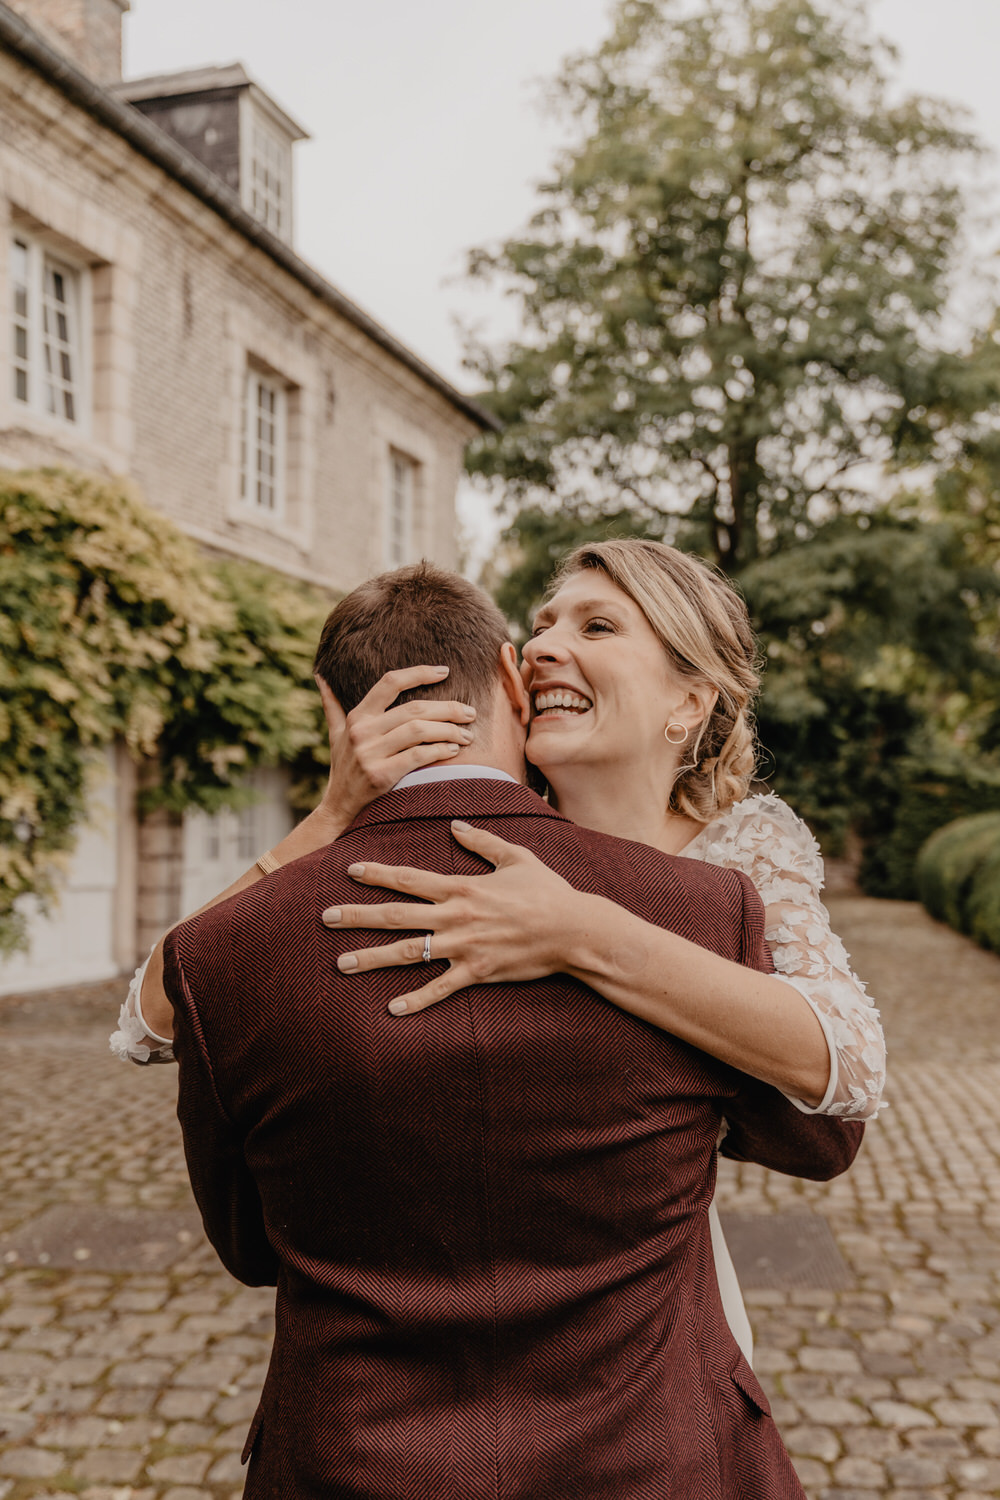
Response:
[112, 538, 884, 1364]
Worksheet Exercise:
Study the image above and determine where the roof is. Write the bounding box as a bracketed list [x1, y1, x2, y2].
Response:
[0, 2, 499, 433]
[111, 61, 310, 141]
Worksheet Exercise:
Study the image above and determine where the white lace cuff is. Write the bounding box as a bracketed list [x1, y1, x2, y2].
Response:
[776, 973, 840, 1116]
[109, 953, 175, 1065]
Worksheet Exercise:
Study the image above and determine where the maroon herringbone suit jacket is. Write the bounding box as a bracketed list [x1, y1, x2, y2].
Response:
[164, 777, 863, 1500]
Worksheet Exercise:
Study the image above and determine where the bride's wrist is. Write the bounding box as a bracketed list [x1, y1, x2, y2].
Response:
[270, 804, 345, 864]
[564, 895, 651, 986]
[558, 891, 620, 981]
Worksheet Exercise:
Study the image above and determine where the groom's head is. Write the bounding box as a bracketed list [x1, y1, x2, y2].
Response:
[313, 562, 530, 769]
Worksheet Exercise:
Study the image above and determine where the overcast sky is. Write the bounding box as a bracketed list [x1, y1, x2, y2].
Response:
[123, 0, 1000, 553]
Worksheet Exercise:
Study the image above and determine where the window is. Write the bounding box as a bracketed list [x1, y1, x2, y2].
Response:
[250, 123, 289, 236]
[235, 802, 259, 862]
[386, 451, 417, 567]
[10, 234, 84, 424]
[240, 368, 286, 514]
[200, 801, 256, 865]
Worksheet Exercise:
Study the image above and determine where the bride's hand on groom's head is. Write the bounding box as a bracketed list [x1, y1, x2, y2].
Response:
[314, 667, 477, 829]
[321, 822, 580, 1015]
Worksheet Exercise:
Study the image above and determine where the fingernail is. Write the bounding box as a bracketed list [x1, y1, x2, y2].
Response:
[459, 730, 474, 742]
[461, 707, 476, 719]
[431, 665, 449, 677]
[338, 954, 358, 972]
[388, 999, 408, 1016]
[322, 907, 341, 924]
[445, 744, 460, 755]
[452, 820, 472, 832]
[347, 863, 365, 878]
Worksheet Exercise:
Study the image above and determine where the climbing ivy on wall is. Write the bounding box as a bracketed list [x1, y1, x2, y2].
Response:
[0, 468, 331, 954]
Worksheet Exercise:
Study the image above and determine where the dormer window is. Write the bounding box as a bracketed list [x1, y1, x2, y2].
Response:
[115, 64, 308, 246]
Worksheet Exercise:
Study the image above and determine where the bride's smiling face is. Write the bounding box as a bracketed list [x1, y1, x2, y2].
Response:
[521, 569, 702, 779]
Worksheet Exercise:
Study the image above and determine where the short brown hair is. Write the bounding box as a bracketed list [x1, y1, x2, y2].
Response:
[313, 561, 511, 717]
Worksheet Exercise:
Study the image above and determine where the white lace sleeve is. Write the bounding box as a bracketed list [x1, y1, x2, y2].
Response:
[109, 951, 175, 1065]
[689, 793, 885, 1120]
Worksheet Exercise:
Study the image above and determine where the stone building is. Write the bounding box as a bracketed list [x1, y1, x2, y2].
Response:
[0, 0, 496, 993]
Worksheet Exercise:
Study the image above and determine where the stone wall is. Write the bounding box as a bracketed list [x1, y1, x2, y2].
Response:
[0, 37, 482, 978]
[3, 0, 129, 83]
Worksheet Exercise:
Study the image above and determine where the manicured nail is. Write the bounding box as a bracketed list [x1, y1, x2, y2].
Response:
[431, 665, 449, 677]
[459, 730, 474, 742]
[338, 954, 358, 972]
[388, 999, 408, 1016]
[452, 820, 472, 832]
[347, 863, 365, 878]
[322, 907, 341, 924]
[461, 707, 476, 719]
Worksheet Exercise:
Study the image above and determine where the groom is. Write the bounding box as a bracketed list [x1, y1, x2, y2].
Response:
[164, 562, 862, 1500]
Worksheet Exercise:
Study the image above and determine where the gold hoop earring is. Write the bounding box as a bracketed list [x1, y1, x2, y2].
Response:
[664, 723, 689, 745]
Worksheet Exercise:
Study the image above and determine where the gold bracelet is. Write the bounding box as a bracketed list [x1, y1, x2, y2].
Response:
[255, 850, 281, 876]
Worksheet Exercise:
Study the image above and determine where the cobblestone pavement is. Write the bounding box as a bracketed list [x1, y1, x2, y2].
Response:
[0, 895, 998, 1498]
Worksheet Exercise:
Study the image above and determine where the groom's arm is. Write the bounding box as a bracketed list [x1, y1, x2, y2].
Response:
[164, 928, 279, 1287]
[720, 1075, 863, 1179]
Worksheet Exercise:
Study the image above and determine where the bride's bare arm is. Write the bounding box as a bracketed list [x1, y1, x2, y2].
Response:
[111, 667, 476, 1059]
[323, 821, 831, 1107]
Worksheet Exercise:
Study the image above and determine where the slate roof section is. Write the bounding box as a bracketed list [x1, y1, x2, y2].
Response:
[111, 61, 310, 140]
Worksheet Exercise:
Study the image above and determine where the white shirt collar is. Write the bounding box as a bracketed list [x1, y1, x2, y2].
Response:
[393, 764, 521, 791]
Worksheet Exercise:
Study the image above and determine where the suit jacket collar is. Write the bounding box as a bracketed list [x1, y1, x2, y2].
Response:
[346, 777, 566, 833]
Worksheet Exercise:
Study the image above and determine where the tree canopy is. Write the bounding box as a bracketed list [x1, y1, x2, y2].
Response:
[466, 0, 998, 569]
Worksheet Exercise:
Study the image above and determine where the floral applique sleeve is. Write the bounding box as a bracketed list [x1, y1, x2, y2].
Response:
[690, 794, 885, 1119]
[109, 952, 175, 1065]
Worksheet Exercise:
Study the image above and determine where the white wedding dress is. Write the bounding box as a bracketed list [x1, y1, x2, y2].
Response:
[677, 793, 884, 1361]
[110, 791, 885, 1364]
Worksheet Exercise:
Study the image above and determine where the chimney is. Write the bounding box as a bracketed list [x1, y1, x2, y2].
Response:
[5, 0, 130, 83]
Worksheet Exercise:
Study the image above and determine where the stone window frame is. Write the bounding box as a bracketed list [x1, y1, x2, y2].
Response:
[385, 448, 418, 568]
[9, 227, 89, 429]
[240, 363, 287, 517]
[372, 404, 437, 573]
[0, 154, 139, 469]
[220, 305, 317, 550]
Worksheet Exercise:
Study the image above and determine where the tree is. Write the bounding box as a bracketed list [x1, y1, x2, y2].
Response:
[485, 499, 1000, 894]
[740, 513, 1000, 891]
[465, 0, 995, 569]
[486, 506, 665, 641]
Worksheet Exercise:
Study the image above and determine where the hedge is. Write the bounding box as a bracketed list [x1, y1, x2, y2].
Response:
[916, 812, 1000, 956]
[857, 757, 1000, 900]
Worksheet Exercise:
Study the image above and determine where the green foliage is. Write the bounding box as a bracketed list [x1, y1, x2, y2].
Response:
[740, 513, 1000, 892]
[856, 756, 1000, 901]
[917, 812, 1000, 954]
[0, 469, 330, 952]
[465, 0, 997, 569]
[487, 503, 1000, 895]
[147, 558, 326, 816]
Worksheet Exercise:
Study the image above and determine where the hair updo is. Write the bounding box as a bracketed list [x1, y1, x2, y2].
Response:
[551, 539, 761, 823]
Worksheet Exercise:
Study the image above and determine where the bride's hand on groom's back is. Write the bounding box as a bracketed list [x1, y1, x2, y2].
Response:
[321, 823, 585, 1014]
[314, 667, 478, 831]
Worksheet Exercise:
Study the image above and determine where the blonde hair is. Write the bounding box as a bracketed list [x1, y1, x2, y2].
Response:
[552, 539, 760, 822]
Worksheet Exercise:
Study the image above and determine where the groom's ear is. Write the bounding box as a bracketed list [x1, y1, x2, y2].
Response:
[498, 643, 531, 726]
